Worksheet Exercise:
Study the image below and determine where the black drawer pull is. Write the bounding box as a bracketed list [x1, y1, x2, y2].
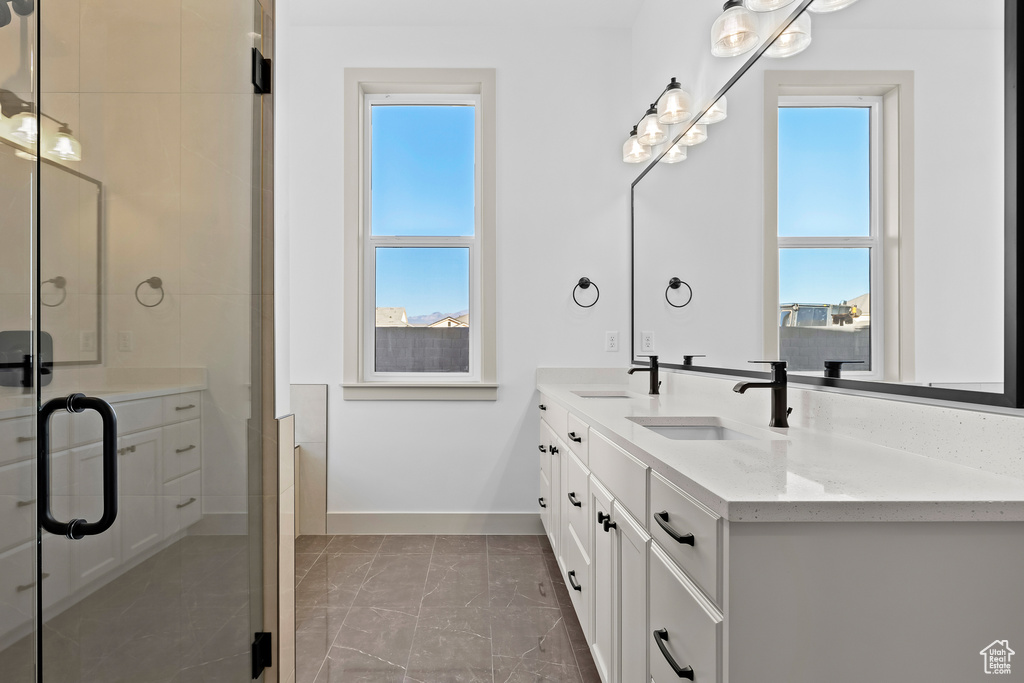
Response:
[538, 445, 547, 453]
[538, 497, 547, 508]
[16, 499, 35, 508]
[176, 444, 196, 454]
[567, 492, 582, 507]
[568, 431, 582, 443]
[653, 628, 694, 679]
[16, 573, 50, 592]
[175, 404, 196, 411]
[655, 510, 694, 546]
[603, 518, 617, 533]
[568, 570, 582, 592]
[17, 436, 34, 443]
[597, 511, 609, 525]
[176, 497, 197, 509]
[538, 404, 547, 411]
[550, 445, 558, 454]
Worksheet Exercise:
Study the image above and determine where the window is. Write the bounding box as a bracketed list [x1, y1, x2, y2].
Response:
[763, 71, 913, 383]
[777, 97, 880, 376]
[343, 69, 496, 400]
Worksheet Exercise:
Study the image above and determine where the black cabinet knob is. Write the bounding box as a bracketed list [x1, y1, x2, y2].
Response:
[538, 404, 547, 411]
[538, 497, 546, 508]
[603, 519, 617, 532]
[597, 511, 610, 525]
[538, 444, 547, 453]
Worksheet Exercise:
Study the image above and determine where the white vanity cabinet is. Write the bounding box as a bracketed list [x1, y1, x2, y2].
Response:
[0, 386, 205, 647]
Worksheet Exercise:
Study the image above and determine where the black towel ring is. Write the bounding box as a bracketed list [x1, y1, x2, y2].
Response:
[573, 277, 600, 308]
[665, 277, 692, 308]
[41, 276, 67, 308]
[135, 276, 165, 308]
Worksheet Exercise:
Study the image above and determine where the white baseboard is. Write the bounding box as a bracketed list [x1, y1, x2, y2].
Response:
[189, 512, 249, 535]
[326, 512, 543, 535]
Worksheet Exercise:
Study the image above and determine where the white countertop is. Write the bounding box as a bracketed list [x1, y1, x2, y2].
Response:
[538, 383, 1024, 522]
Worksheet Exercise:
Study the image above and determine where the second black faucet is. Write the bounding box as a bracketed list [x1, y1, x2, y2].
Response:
[628, 355, 661, 395]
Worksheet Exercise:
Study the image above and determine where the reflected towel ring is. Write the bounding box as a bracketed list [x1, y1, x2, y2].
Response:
[135, 276, 164, 308]
[665, 277, 692, 308]
[573, 277, 600, 308]
[41, 276, 67, 307]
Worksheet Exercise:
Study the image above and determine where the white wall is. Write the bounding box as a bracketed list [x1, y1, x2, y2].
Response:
[284, 20, 634, 517]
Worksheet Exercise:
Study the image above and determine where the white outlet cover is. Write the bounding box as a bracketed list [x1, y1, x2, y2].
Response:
[605, 331, 619, 352]
[641, 331, 655, 351]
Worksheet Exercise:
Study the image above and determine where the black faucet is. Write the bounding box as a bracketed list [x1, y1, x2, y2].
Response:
[628, 355, 661, 395]
[823, 359, 865, 379]
[733, 361, 791, 428]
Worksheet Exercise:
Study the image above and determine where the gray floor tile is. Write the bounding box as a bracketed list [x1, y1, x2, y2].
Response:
[492, 655, 583, 682]
[490, 607, 576, 666]
[434, 534, 487, 554]
[317, 607, 418, 683]
[487, 534, 543, 554]
[296, 553, 375, 609]
[296, 535, 335, 553]
[353, 554, 432, 612]
[296, 552, 322, 583]
[489, 554, 560, 609]
[422, 554, 489, 608]
[405, 607, 492, 683]
[380, 534, 436, 554]
[327, 534, 386, 554]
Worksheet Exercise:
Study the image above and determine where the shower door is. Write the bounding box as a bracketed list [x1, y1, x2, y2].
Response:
[0, 0, 270, 680]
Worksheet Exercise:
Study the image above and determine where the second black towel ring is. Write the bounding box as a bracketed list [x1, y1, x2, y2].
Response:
[573, 277, 600, 308]
[135, 276, 165, 308]
[665, 277, 692, 308]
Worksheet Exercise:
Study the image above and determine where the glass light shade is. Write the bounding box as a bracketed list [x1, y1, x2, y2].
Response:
[623, 132, 651, 163]
[49, 129, 82, 161]
[637, 109, 667, 146]
[658, 87, 693, 125]
[807, 0, 859, 12]
[662, 142, 688, 164]
[711, 3, 760, 58]
[679, 124, 708, 147]
[744, 0, 797, 11]
[10, 111, 37, 143]
[14, 149, 36, 161]
[700, 96, 728, 125]
[765, 12, 811, 58]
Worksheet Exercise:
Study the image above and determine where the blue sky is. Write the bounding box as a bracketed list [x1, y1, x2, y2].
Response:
[372, 105, 474, 318]
[778, 106, 871, 304]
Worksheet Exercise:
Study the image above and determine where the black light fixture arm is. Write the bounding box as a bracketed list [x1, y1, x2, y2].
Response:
[0, 89, 70, 128]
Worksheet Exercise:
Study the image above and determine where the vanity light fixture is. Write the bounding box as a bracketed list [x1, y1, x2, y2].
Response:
[662, 142, 688, 164]
[623, 125, 652, 163]
[0, 90, 83, 161]
[744, 0, 797, 11]
[699, 96, 728, 124]
[49, 124, 82, 162]
[9, 109, 36, 143]
[657, 78, 693, 125]
[711, 0, 760, 58]
[807, 0, 859, 12]
[765, 11, 812, 58]
[637, 103, 668, 146]
[679, 123, 708, 146]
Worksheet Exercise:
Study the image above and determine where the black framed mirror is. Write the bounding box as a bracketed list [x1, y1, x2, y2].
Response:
[631, 0, 1021, 408]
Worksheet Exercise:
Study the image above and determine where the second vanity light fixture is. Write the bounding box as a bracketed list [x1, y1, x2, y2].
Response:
[0, 90, 83, 162]
[622, 77, 728, 164]
[712, 0, 859, 60]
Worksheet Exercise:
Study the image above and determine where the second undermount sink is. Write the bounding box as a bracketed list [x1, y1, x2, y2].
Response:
[572, 390, 635, 399]
[627, 416, 759, 441]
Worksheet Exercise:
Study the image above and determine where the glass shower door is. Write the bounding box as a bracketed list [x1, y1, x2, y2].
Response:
[0, 0, 268, 680]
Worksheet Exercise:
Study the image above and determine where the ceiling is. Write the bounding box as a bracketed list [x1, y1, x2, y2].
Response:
[291, 0, 649, 29]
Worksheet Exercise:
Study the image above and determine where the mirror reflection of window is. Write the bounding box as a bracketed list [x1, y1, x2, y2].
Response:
[777, 99, 879, 376]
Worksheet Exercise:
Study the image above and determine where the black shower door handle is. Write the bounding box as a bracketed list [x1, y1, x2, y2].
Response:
[39, 393, 118, 540]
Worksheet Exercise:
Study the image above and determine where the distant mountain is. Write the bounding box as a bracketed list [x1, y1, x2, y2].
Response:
[407, 309, 469, 326]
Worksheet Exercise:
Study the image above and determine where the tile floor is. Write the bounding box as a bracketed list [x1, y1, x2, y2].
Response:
[295, 534, 601, 683]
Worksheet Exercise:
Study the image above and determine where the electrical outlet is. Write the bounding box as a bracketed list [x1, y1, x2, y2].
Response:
[641, 331, 655, 352]
[79, 331, 96, 353]
[118, 331, 134, 352]
[605, 331, 619, 352]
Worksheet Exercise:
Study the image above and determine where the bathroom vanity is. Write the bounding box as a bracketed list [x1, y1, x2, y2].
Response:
[537, 375, 1024, 683]
[0, 382, 207, 648]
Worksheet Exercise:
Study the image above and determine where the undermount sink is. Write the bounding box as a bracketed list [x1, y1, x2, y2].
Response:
[572, 390, 635, 399]
[627, 416, 759, 441]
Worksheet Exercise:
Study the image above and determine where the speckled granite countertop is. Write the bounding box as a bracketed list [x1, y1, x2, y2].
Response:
[537, 383, 1024, 523]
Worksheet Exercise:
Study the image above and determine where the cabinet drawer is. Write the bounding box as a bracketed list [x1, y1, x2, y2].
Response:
[649, 544, 722, 683]
[163, 419, 201, 483]
[563, 524, 592, 644]
[590, 432, 647, 524]
[539, 395, 568, 440]
[565, 413, 589, 466]
[0, 453, 70, 553]
[539, 468, 551, 537]
[163, 470, 201, 537]
[0, 543, 35, 638]
[71, 397, 161, 445]
[163, 392, 201, 424]
[650, 471, 720, 603]
[565, 451, 591, 558]
[0, 413, 68, 466]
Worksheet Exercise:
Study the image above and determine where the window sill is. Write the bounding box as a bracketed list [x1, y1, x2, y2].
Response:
[341, 383, 498, 401]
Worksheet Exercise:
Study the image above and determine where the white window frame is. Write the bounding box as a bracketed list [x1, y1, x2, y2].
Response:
[361, 93, 482, 383]
[776, 94, 884, 380]
[343, 69, 497, 400]
[763, 71, 915, 384]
